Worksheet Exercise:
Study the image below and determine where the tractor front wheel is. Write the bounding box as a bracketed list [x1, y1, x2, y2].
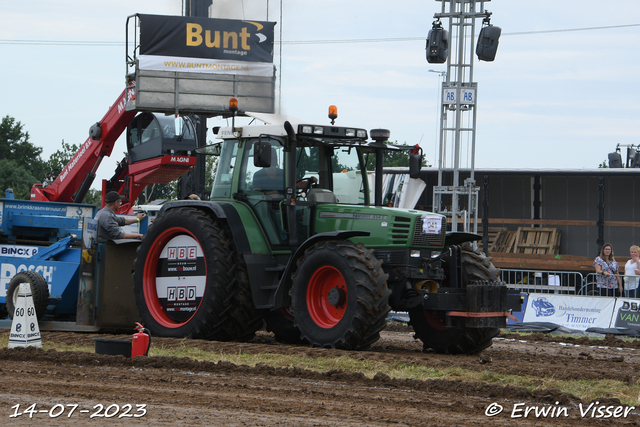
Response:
[409, 245, 501, 354]
[290, 240, 390, 350]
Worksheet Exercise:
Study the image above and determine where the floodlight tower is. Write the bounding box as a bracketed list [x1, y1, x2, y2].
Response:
[427, 0, 500, 233]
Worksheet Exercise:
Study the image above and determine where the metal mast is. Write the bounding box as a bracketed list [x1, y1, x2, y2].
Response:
[432, 0, 492, 233]
[178, 0, 213, 200]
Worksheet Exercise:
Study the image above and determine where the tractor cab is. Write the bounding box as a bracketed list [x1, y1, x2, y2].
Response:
[127, 113, 197, 163]
[205, 112, 423, 250]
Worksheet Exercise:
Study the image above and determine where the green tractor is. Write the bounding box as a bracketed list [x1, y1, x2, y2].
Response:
[133, 109, 520, 354]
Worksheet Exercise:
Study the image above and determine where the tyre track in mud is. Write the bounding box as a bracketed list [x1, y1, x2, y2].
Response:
[1, 328, 640, 425]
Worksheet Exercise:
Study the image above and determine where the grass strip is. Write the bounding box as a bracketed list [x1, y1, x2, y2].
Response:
[0, 334, 634, 407]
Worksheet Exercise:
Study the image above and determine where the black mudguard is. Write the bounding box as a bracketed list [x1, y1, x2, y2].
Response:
[443, 231, 481, 252]
[272, 230, 370, 309]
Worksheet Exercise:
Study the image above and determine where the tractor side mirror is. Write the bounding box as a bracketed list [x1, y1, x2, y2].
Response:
[409, 154, 421, 179]
[254, 140, 272, 168]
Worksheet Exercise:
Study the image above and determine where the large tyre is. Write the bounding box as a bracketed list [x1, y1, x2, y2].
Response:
[409, 245, 501, 354]
[7, 271, 49, 320]
[264, 308, 306, 344]
[133, 208, 263, 341]
[290, 240, 390, 350]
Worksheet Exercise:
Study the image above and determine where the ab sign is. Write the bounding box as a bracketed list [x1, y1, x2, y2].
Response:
[443, 87, 476, 105]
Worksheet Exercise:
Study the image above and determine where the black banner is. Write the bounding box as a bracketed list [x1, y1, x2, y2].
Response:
[139, 14, 275, 63]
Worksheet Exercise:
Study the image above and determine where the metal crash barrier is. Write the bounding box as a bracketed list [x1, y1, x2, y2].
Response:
[579, 273, 636, 297]
[501, 269, 583, 295]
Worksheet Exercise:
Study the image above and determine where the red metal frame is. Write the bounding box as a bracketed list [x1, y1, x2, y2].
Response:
[30, 83, 196, 214]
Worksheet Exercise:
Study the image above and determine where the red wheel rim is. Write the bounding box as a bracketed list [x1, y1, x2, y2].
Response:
[143, 227, 204, 328]
[306, 266, 347, 328]
[423, 310, 451, 332]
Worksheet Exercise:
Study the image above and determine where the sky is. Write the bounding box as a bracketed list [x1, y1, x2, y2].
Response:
[2, 0, 640, 189]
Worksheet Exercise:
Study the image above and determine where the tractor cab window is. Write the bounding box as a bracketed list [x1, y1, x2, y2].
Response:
[331, 146, 367, 205]
[238, 139, 288, 247]
[211, 140, 239, 198]
[240, 140, 286, 195]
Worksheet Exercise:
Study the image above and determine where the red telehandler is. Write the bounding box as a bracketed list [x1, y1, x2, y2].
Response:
[29, 81, 197, 213]
[0, 80, 198, 330]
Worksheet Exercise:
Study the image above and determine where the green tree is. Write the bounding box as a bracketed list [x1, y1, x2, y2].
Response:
[41, 140, 79, 185]
[83, 189, 102, 207]
[0, 159, 38, 200]
[137, 182, 176, 205]
[364, 144, 430, 171]
[0, 116, 46, 179]
[205, 155, 219, 196]
[45, 140, 78, 173]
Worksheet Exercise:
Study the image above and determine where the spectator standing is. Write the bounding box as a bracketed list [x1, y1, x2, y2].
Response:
[95, 191, 145, 242]
[624, 245, 640, 298]
[593, 243, 622, 297]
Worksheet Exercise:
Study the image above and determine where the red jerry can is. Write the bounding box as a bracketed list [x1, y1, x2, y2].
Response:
[132, 322, 151, 357]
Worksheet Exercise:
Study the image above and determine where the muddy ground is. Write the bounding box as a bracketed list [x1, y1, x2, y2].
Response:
[2, 326, 640, 426]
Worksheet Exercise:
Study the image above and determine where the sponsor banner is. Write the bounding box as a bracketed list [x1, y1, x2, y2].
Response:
[155, 235, 206, 323]
[138, 55, 274, 77]
[523, 295, 615, 331]
[139, 14, 275, 63]
[4, 202, 66, 213]
[0, 245, 40, 258]
[0, 262, 56, 298]
[611, 298, 640, 328]
[506, 293, 528, 325]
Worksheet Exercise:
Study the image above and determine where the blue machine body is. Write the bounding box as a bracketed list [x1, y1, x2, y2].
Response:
[0, 197, 148, 327]
[0, 198, 97, 315]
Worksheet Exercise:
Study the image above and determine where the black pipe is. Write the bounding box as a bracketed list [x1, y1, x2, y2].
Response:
[597, 176, 605, 253]
[284, 121, 298, 247]
[375, 148, 384, 206]
[482, 175, 489, 256]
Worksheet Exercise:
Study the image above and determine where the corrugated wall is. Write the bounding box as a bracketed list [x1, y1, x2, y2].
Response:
[408, 169, 640, 259]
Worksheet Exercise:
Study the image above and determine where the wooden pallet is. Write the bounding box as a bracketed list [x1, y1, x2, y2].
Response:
[513, 227, 561, 254]
[492, 229, 517, 253]
[477, 227, 507, 253]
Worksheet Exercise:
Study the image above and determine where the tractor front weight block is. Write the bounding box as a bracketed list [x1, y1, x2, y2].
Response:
[422, 281, 517, 329]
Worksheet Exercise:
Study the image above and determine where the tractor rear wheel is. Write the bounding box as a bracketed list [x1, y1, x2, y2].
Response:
[7, 271, 49, 320]
[409, 245, 501, 354]
[290, 240, 390, 350]
[133, 208, 263, 341]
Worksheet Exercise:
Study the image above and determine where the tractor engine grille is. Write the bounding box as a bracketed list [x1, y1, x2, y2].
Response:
[412, 216, 446, 247]
[391, 217, 412, 244]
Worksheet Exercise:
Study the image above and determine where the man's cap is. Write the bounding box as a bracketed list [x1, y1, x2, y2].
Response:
[104, 191, 126, 203]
